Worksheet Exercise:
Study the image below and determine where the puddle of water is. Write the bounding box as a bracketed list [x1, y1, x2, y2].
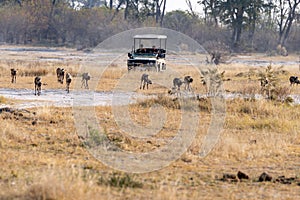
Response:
[0, 88, 142, 109]
[228, 59, 299, 66]
[0, 47, 62, 52]
[1, 88, 299, 109]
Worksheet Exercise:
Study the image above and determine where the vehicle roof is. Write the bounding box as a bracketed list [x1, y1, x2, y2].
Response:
[133, 34, 167, 39]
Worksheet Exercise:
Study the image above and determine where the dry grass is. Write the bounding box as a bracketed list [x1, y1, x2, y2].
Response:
[0, 95, 6, 104]
[0, 48, 300, 199]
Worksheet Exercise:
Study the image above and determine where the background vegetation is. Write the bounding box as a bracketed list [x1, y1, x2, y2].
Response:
[0, 0, 299, 53]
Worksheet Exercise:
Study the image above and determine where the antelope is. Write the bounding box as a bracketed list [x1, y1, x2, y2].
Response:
[34, 76, 42, 96]
[66, 73, 72, 93]
[56, 67, 65, 84]
[140, 74, 152, 90]
[11, 68, 17, 83]
[81, 72, 91, 89]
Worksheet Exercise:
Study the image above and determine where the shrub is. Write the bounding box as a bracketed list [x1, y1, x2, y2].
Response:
[138, 95, 181, 109]
[98, 173, 143, 188]
[19, 69, 49, 77]
[258, 65, 291, 101]
[83, 126, 107, 148]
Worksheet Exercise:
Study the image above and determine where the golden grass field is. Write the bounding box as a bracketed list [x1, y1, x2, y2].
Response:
[0, 46, 300, 199]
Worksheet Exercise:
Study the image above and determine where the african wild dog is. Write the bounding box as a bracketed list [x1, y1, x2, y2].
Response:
[56, 68, 65, 84]
[11, 68, 17, 83]
[66, 73, 72, 93]
[81, 72, 91, 89]
[34, 76, 42, 96]
[289, 76, 300, 86]
[173, 77, 183, 91]
[140, 74, 152, 90]
[169, 77, 184, 96]
[183, 75, 193, 91]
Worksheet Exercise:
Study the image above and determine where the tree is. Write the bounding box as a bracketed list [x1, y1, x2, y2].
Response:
[218, 0, 266, 50]
[199, 0, 221, 27]
[163, 10, 193, 32]
[186, 0, 197, 18]
[73, 0, 107, 8]
[244, 0, 267, 46]
[111, 0, 166, 25]
[156, 0, 167, 26]
[220, 0, 248, 48]
[275, 0, 300, 47]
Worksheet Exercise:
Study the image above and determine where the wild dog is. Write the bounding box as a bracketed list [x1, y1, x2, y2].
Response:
[81, 72, 91, 89]
[173, 77, 183, 91]
[289, 76, 300, 86]
[66, 73, 72, 93]
[56, 67, 65, 84]
[140, 74, 152, 90]
[34, 76, 42, 96]
[11, 68, 17, 83]
[183, 75, 193, 91]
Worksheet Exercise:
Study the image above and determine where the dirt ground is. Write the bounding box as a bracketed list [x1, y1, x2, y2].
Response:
[0, 46, 300, 199]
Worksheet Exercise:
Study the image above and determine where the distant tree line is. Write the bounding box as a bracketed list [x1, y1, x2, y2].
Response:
[0, 0, 299, 53]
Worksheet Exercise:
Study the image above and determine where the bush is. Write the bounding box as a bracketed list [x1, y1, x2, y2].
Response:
[138, 95, 181, 109]
[83, 126, 107, 148]
[258, 65, 291, 101]
[98, 173, 143, 188]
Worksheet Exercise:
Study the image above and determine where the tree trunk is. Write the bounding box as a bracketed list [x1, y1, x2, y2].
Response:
[280, 1, 300, 46]
[235, 6, 244, 45]
[109, 0, 113, 9]
[160, 0, 166, 27]
[155, 0, 160, 24]
[124, 0, 129, 20]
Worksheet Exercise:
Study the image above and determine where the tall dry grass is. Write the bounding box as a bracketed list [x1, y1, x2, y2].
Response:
[1, 51, 300, 199]
[0, 95, 6, 103]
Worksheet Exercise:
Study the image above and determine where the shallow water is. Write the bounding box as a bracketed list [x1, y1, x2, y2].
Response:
[0, 88, 144, 109]
[1, 88, 299, 109]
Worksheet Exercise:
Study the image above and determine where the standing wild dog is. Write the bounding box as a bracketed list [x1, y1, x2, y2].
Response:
[289, 76, 300, 86]
[56, 68, 65, 84]
[173, 77, 183, 91]
[169, 77, 184, 96]
[34, 76, 42, 96]
[81, 72, 91, 89]
[140, 74, 152, 90]
[183, 75, 193, 91]
[66, 73, 72, 93]
[11, 69, 17, 83]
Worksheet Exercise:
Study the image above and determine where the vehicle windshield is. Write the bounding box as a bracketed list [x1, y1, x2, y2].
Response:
[132, 34, 167, 55]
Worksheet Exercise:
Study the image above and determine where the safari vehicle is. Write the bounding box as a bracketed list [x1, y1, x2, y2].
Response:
[127, 34, 167, 71]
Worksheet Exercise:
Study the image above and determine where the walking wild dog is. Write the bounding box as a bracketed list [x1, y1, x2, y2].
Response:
[140, 74, 152, 90]
[34, 76, 42, 96]
[289, 76, 300, 86]
[11, 69, 17, 83]
[66, 73, 72, 93]
[183, 75, 193, 91]
[81, 72, 91, 89]
[169, 77, 184, 96]
[173, 77, 184, 91]
[56, 68, 65, 84]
